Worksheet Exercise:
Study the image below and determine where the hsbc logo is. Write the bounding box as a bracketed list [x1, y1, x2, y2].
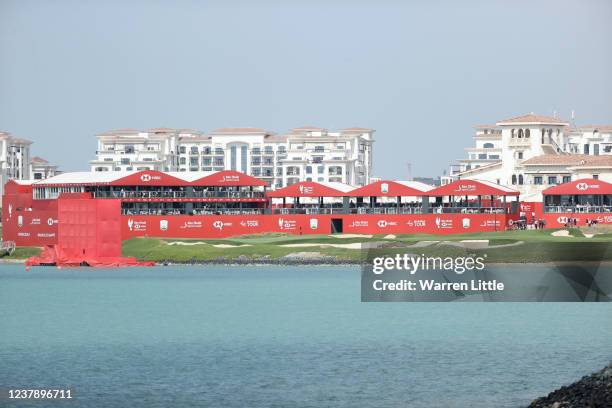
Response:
[139, 173, 161, 182]
[576, 182, 588, 191]
[376, 220, 397, 228]
[213, 220, 224, 230]
[557, 216, 569, 224]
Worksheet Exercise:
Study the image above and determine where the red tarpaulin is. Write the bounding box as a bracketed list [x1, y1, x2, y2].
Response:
[25, 245, 154, 267]
[429, 179, 519, 197]
[349, 180, 431, 197]
[267, 181, 347, 197]
[191, 170, 266, 187]
[543, 178, 612, 196]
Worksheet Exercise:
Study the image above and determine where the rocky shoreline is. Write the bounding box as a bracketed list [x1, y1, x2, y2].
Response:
[528, 363, 612, 408]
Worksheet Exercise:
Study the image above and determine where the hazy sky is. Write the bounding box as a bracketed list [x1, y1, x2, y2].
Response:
[1, 0, 611, 178]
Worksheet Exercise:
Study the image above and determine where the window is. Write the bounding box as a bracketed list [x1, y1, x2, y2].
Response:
[314, 145, 325, 152]
[483, 143, 494, 148]
[306, 166, 312, 174]
[306, 177, 312, 182]
[594, 144, 600, 156]
[179, 157, 186, 165]
[511, 175, 517, 185]
[202, 147, 211, 155]
[214, 157, 224, 166]
[179, 146, 186, 154]
[125, 145, 135, 153]
[317, 165, 324, 174]
[584, 144, 590, 155]
[548, 176, 557, 185]
[34, 173, 42, 180]
[252, 157, 261, 166]
[230, 146, 237, 171]
[525, 129, 530, 138]
[312, 156, 323, 163]
[202, 158, 211, 166]
[489, 155, 499, 159]
[190, 157, 198, 166]
[518, 174, 524, 185]
[241, 146, 247, 172]
[518, 129, 523, 138]
[593, 174, 599, 180]
[104, 158, 113, 162]
[534, 176, 542, 185]
[190, 146, 198, 154]
[317, 177, 324, 182]
[215, 148, 224, 155]
[478, 154, 487, 160]
[252, 147, 261, 155]
[264, 146, 273, 154]
[517, 152, 523, 159]
[562, 176, 571, 183]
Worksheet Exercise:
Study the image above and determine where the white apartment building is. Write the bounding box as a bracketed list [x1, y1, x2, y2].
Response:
[30, 156, 60, 180]
[444, 113, 612, 200]
[90, 126, 374, 188]
[0, 131, 32, 197]
[0, 131, 60, 198]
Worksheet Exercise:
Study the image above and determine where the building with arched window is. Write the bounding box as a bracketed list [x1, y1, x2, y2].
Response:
[443, 113, 612, 200]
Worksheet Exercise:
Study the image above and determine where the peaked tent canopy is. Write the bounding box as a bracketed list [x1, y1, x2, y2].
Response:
[112, 170, 188, 186]
[267, 181, 348, 197]
[429, 179, 519, 197]
[542, 178, 612, 196]
[349, 180, 433, 197]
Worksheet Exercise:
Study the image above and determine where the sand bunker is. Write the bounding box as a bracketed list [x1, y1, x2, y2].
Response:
[551, 230, 570, 237]
[166, 242, 252, 248]
[328, 234, 373, 239]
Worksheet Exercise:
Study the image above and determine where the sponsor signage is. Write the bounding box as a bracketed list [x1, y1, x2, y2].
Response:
[278, 218, 297, 231]
[140, 173, 162, 182]
[298, 185, 314, 195]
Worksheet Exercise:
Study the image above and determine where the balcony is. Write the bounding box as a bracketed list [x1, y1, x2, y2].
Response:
[508, 138, 531, 147]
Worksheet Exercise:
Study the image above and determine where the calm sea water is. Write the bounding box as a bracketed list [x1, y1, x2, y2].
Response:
[0, 265, 611, 408]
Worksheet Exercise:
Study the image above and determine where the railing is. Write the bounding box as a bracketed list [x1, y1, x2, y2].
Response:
[272, 208, 345, 215]
[428, 206, 506, 214]
[352, 207, 422, 215]
[545, 205, 612, 213]
[122, 209, 265, 216]
[94, 191, 266, 199]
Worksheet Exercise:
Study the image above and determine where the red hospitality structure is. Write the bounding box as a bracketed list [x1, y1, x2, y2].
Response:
[2, 170, 522, 248]
[541, 178, 612, 227]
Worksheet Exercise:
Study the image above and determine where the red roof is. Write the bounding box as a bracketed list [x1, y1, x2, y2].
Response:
[543, 178, 612, 195]
[191, 170, 266, 187]
[349, 180, 431, 197]
[267, 181, 346, 197]
[429, 179, 519, 196]
[112, 170, 188, 186]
